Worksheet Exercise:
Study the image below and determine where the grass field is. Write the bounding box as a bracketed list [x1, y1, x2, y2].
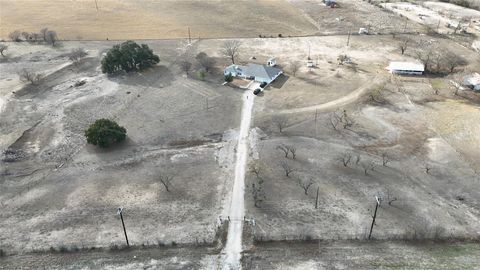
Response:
[0, 0, 318, 40]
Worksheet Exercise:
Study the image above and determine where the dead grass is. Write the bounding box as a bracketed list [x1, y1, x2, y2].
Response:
[0, 0, 318, 40]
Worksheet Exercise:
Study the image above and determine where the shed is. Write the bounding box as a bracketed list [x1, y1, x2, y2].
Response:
[267, 57, 277, 67]
[463, 73, 480, 91]
[388, 61, 425, 75]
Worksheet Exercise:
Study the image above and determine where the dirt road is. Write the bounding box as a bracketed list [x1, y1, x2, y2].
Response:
[273, 75, 385, 115]
[222, 90, 255, 269]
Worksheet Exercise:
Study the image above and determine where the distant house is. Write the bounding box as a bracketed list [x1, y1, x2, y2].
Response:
[224, 63, 283, 84]
[463, 73, 480, 91]
[388, 61, 425, 75]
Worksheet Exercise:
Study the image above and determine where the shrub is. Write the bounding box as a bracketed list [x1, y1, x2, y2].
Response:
[101, 40, 160, 74]
[85, 119, 126, 148]
[224, 73, 233, 82]
[198, 70, 206, 81]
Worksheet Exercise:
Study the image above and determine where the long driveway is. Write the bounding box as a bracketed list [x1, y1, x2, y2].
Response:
[222, 90, 255, 269]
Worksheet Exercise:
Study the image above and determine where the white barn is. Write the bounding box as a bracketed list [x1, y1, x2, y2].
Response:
[388, 62, 425, 75]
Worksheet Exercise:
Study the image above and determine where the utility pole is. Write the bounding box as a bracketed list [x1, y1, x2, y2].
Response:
[368, 196, 381, 240]
[308, 43, 311, 60]
[315, 186, 320, 209]
[117, 207, 129, 247]
[188, 27, 191, 44]
[346, 30, 351, 46]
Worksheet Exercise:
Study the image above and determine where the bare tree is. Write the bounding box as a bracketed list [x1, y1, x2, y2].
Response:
[399, 37, 410, 55]
[221, 40, 241, 64]
[196, 52, 216, 72]
[329, 111, 342, 130]
[250, 163, 262, 178]
[369, 85, 385, 103]
[276, 144, 289, 158]
[424, 164, 432, 174]
[21, 32, 31, 41]
[45, 30, 58, 46]
[288, 146, 297, 159]
[443, 52, 467, 73]
[361, 161, 375, 175]
[158, 173, 174, 192]
[9, 30, 22, 42]
[340, 109, 353, 129]
[252, 178, 266, 207]
[381, 153, 390, 167]
[289, 61, 300, 77]
[69, 48, 87, 64]
[40, 28, 49, 42]
[337, 54, 352, 65]
[280, 160, 295, 177]
[0, 44, 7, 57]
[298, 178, 314, 195]
[386, 189, 398, 206]
[355, 154, 361, 165]
[18, 69, 43, 85]
[179, 59, 192, 75]
[415, 40, 437, 73]
[339, 152, 352, 167]
[272, 115, 288, 133]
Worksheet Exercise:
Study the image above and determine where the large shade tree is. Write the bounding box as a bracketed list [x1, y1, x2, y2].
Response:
[85, 119, 126, 148]
[101, 41, 160, 74]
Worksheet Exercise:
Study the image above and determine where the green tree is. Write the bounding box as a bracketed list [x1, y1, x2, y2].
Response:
[85, 119, 126, 148]
[101, 41, 160, 74]
[224, 73, 233, 82]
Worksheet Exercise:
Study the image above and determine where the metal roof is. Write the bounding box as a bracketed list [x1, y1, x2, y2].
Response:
[245, 64, 282, 80]
[225, 63, 282, 80]
[388, 61, 425, 72]
[464, 73, 480, 86]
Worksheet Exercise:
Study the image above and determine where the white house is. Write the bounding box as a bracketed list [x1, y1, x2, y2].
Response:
[388, 61, 425, 75]
[224, 63, 283, 84]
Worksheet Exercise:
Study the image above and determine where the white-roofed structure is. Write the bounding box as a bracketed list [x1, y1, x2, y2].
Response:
[388, 61, 425, 75]
[463, 73, 480, 91]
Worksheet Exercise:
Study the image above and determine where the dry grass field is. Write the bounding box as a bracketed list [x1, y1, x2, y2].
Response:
[0, 0, 318, 40]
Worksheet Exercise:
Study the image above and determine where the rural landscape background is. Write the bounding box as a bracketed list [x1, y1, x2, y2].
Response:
[1, 0, 480, 269]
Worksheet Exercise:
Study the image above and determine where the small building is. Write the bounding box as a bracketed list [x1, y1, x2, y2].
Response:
[267, 57, 277, 67]
[388, 61, 425, 75]
[463, 73, 480, 91]
[224, 63, 283, 85]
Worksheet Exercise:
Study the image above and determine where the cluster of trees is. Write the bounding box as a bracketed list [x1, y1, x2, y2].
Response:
[439, 0, 479, 10]
[101, 41, 160, 74]
[9, 28, 58, 46]
[18, 69, 43, 85]
[398, 36, 467, 74]
[176, 48, 216, 80]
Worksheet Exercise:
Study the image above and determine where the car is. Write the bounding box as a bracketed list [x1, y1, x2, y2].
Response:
[253, 88, 262, 95]
[260, 82, 267, 88]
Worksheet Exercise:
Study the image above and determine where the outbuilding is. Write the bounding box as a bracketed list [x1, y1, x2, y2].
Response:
[388, 61, 425, 75]
[463, 73, 480, 91]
